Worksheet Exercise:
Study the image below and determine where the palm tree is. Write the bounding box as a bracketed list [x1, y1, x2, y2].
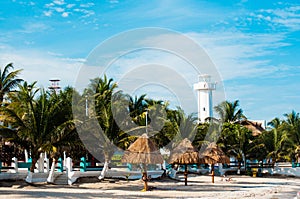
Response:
[83, 76, 133, 180]
[0, 82, 78, 182]
[295, 146, 300, 165]
[127, 94, 148, 126]
[167, 107, 198, 148]
[145, 100, 171, 148]
[281, 111, 300, 161]
[268, 117, 281, 129]
[0, 63, 23, 104]
[249, 117, 293, 165]
[214, 100, 246, 123]
[283, 111, 300, 145]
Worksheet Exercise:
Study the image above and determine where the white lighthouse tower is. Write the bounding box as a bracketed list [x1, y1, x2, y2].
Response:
[193, 75, 216, 123]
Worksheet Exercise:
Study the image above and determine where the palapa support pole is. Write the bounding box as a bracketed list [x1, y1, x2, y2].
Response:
[142, 171, 149, 191]
[142, 163, 149, 191]
[184, 164, 188, 186]
[211, 163, 215, 183]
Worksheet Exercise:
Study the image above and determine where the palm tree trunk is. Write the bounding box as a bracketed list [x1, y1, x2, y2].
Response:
[26, 158, 37, 183]
[47, 158, 56, 183]
[237, 161, 241, 174]
[98, 159, 109, 180]
[29, 158, 36, 173]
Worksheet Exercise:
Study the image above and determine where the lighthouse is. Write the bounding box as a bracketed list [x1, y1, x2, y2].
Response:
[193, 75, 216, 123]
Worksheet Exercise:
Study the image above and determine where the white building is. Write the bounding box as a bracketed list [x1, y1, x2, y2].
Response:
[193, 75, 216, 123]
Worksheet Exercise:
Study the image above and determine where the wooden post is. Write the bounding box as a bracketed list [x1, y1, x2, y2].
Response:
[184, 164, 188, 186]
[142, 171, 149, 191]
[211, 163, 215, 183]
[141, 163, 149, 191]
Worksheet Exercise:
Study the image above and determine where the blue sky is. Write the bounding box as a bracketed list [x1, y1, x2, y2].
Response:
[1, 0, 300, 122]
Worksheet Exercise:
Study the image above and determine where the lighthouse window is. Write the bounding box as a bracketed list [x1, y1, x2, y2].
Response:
[203, 107, 206, 111]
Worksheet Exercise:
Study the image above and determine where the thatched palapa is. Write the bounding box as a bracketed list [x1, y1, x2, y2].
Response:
[169, 138, 199, 165]
[239, 120, 265, 136]
[199, 142, 229, 183]
[169, 138, 200, 186]
[121, 133, 163, 191]
[199, 143, 230, 164]
[121, 134, 163, 164]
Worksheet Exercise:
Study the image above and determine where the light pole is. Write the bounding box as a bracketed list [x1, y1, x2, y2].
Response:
[145, 109, 148, 135]
[85, 95, 88, 117]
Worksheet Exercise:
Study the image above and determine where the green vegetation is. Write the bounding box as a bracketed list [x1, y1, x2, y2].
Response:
[0, 63, 300, 172]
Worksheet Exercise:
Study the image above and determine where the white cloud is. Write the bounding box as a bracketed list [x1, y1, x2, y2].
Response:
[109, 0, 119, 3]
[54, 7, 65, 13]
[74, 8, 95, 18]
[67, 4, 75, 9]
[80, 3, 94, 8]
[0, 45, 83, 89]
[251, 5, 300, 31]
[187, 31, 290, 80]
[45, 3, 54, 8]
[62, 12, 69, 17]
[20, 22, 50, 33]
[47, 51, 63, 57]
[43, 10, 53, 17]
[43, 2, 95, 19]
[53, 0, 65, 6]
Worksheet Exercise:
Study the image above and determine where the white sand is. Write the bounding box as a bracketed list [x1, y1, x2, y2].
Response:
[0, 175, 300, 198]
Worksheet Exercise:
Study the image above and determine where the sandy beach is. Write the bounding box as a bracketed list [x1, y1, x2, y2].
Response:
[0, 175, 300, 199]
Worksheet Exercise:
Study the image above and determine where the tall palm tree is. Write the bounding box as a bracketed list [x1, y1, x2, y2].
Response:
[83, 76, 133, 180]
[214, 100, 246, 123]
[0, 63, 23, 104]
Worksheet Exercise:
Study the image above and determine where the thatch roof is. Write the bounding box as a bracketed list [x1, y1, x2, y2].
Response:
[239, 120, 265, 136]
[121, 134, 163, 164]
[169, 138, 200, 165]
[199, 142, 230, 164]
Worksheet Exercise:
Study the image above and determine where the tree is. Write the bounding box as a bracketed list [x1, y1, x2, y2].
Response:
[281, 111, 300, 161]
[167, 107, 198, 148]
[83, 76, 133, 180]
[218, 122, 253, 173]
[249, 116, 294, 164]
[127, 94, 148, 126]
[0, 82, 79, 181]
[214, 100, 246, 123]
[0, 63, 23, 104]
[283, 111, 300, 146]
